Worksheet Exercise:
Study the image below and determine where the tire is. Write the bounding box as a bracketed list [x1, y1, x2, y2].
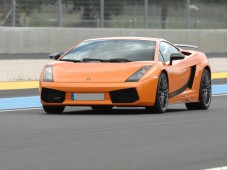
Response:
[146, 72, 168, 113]
[185, 69, 211, 110]
[43, 105, 65, 113]
[91, 106, 113, 110]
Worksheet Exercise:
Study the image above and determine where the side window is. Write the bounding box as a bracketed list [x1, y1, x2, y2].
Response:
[159, 42, 179, 62]
[169, 44, 179, 53]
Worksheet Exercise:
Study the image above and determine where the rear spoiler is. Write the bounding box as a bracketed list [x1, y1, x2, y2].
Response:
[174, 44, 198, 49]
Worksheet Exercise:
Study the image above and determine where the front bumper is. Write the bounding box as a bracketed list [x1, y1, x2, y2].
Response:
[40, 78, 158, 107]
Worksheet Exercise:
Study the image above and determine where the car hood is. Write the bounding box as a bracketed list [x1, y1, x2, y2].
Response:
[49, 61, 156, 83]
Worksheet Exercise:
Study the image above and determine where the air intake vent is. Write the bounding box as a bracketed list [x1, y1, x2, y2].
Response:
[41, 88, 65, 103]
[109, 88, 139, 103]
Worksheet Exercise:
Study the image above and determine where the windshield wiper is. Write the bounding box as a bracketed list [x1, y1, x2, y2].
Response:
[108, 58, 132, 63]
[60, 59, 82, 63]
[81, 58, 132, 63]
[82, 58, 108, 62]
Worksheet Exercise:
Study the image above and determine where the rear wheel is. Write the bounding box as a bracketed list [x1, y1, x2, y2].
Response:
[146, 73, 168, 113]
[91, 106, 113, 110]
[185, 69, 211, 110]
[43, 105, 65, 113]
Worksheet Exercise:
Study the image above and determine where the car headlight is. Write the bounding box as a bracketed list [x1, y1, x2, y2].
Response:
[43, 65, 54, 82]
[126, 65, 151, 82]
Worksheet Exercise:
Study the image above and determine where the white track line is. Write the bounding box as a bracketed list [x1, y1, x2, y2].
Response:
[0, 107, 42, 112]
[212, 94, 227, 97]
[202, 166, 227, 170]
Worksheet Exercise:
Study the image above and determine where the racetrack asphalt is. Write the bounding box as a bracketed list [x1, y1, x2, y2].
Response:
[0, 93, 227, 170]
[0, 78, 227, 170]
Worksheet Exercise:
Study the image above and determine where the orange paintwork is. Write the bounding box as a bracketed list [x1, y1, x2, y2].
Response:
[52, 61, 156, 83]
[39, 37, 211, 107]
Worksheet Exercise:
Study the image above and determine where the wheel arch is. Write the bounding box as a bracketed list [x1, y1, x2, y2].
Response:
[161, 69, 169, 87]
[151, 69, 169, 113]
[204, 65, 211, 78]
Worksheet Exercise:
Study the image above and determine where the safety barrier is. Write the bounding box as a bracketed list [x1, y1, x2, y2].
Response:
[0, 27, 227, 54]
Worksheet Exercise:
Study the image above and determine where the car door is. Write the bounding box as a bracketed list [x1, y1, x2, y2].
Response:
[159, 41, 191, 98]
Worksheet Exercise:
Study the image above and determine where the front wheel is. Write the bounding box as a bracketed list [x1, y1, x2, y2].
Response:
[146, 73, 168, 113]
[185, 69, 211, 110]
[43, 105, 65, 113]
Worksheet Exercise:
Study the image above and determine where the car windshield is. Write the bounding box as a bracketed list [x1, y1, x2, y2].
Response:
[60, 40, 156, 62]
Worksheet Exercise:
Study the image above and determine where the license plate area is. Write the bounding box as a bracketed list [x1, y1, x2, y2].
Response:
[71, 93, 104, 101]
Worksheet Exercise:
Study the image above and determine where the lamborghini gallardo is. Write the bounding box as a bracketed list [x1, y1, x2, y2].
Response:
[39, 37, 211, 113]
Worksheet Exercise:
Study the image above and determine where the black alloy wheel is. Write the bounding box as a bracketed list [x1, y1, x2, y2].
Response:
[146, 72, 168, 113]
[185, 69, 211, 110]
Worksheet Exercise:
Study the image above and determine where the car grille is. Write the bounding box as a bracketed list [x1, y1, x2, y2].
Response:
[41, 88, 65, 103]
[109, 88, 139, 103]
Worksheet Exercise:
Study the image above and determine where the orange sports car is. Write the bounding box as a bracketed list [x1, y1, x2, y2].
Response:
[39, 37, 211, 113]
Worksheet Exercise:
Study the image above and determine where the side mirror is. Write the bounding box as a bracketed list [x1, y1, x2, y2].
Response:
[170, 53, 185, 65]
[49, 52, 61, 60]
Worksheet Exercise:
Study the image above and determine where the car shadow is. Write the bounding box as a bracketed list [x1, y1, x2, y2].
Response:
[44, 108, 147, 115]
[42, 107, 189, 116]
[166, 108, 189, 113]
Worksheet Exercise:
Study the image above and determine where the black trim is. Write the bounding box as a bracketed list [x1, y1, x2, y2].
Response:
[109, 88, 139, 103]
[188, 65, 196, 89]
[169, 65, 196, 98]
[169, 82, 188, 98]
[170, 53, 185, 65]
[41, 88, 65, 103]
